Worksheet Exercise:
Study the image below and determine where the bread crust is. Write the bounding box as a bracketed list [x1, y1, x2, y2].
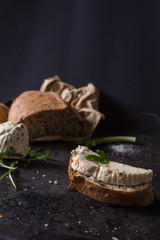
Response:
[0, 103, 9, 123]
[8, 91, 67, 124]
[68, 157, 154, 207]
[8, 91, 86, 141]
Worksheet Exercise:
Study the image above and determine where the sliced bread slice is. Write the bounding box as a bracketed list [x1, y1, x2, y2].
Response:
[68, 146, 154, 207]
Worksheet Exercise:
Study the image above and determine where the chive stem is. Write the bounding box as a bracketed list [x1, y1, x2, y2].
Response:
[9, 171, 17, 189]
[0, 162, 16, 170]
[75, 136, 136, 147]
[0, 167, 17, 180]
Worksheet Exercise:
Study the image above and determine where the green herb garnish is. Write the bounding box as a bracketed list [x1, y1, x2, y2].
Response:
[26, 147, 53, 160]
[0, 152, 23, 159]
[75, 136, 136, 148]
[24, 147, 53, 167]
[0, 147, 53, 189]
[0, 159, 18, 189]
[85, 150, 109, 164]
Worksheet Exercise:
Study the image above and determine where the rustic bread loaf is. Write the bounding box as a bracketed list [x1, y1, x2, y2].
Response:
[68, 157, 154, 207]
[0, 103, 9, 124]
[8, 91, 86, 141]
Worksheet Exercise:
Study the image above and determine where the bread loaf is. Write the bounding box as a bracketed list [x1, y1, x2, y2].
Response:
[8, 91, 86, 141]
[0, 103, 9, 124]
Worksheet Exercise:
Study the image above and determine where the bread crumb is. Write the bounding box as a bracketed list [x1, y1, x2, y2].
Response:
[54, 180, 58, 185]
[49, 180, 53, 184]
[112, 237, 118, 240]
[32, 177, 35, 180]
[84, 230, 88, 234]
[36, 170, 40, 175]
[42, 175, 46, 178]
[44, 224, 48, 228]
[0, 214, 3, 219]
[65, 224, 69, 228]
[78, 221, 82, 224]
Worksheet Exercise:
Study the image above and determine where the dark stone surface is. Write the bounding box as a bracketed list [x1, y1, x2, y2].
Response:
[0, 113, 160, 240]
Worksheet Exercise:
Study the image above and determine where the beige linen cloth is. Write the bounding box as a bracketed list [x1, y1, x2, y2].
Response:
[40, 75, 104, 140]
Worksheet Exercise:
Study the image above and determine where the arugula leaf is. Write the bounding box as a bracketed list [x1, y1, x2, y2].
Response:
[0, 147, 53, 189]
[85, 150, 109, 164]
[75, 136, 136, 148]
[85, 155, 101, 162]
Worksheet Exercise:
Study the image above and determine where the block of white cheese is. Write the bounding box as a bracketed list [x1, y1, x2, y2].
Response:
[71, 146, 153, 186]
[0, 121, 29, 157]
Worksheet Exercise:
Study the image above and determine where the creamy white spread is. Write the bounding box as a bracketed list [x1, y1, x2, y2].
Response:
[71, 146, 153, 186]
[0, 121, 29, 157]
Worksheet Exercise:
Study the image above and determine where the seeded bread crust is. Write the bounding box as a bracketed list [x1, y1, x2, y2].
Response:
[68, 157, 154, 207]
[0, 103, 9, 123]
[8, 91, 67, 122]
[8, 91, 86, 141]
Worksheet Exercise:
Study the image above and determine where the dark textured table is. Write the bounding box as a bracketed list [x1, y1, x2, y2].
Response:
[0, 113, 159, 240]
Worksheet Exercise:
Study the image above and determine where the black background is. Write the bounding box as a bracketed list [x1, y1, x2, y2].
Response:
[0, 0, 160, 113]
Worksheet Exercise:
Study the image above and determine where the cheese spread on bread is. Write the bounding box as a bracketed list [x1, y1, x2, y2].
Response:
[0, 121, 29, 157]
[71, 146, 153, 186]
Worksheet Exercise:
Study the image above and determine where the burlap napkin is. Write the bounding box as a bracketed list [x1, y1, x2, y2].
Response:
[40, 75, 104, 140]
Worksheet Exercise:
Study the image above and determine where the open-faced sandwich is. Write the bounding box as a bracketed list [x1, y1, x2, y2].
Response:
[68, 146, 154, 207]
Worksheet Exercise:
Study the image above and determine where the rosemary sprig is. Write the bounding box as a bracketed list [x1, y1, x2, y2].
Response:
[0, 152, 23, 159]
[75, 136, 136, 148]
[26, 147, 53, 160]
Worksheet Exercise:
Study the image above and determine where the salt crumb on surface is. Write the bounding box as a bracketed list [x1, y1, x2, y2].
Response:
[18, 201, 22, 206]
[109, 144, 139, 155]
